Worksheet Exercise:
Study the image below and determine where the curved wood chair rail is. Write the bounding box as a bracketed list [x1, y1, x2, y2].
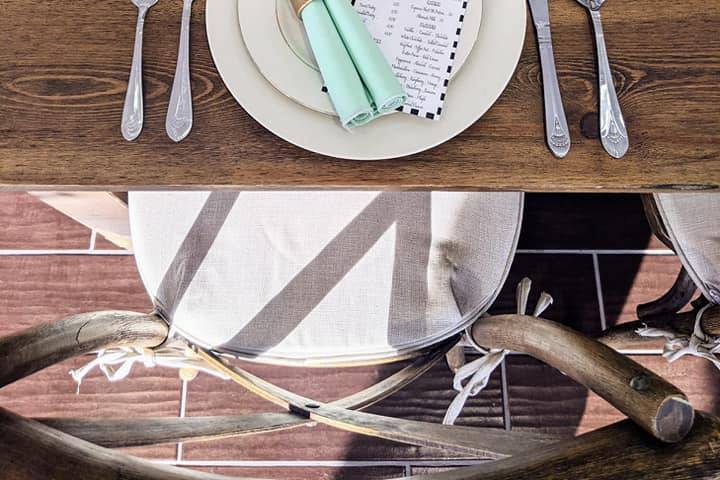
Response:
[0, 311, 169, 389]
[39, 339, 553, 450]
[0, 310, 712, 480]
[471, 314, 695, 443]
[599, 305, 720, 351]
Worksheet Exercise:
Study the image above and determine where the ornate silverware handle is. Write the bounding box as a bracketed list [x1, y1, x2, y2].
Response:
[122, 6, 149, 142]
[590, 9, 628, 158]
[536, 25, 571, 158]
[166, 0, 194, 143]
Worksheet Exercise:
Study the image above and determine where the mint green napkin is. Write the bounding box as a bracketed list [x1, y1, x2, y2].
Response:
[323, 0, 406, 115]
[301, 1, 375, 128]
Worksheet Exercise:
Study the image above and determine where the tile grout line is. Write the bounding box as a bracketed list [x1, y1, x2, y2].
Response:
[157, 459, 491, 468]
[0, 249, 132, 256]
[592, 253, 608, 331]
[176, 379, 189, 463]
[517, 249, 674, 256]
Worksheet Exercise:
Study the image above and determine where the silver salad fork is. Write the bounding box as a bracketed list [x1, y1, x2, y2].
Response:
[577, 0, 629, 158]
[166, 0, 195, 143]
[122, 0, 159, 141]
[529, 0, 571, 158]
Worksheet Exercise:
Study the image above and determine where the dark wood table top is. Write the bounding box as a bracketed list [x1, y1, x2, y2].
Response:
[1, 0, 718, 192]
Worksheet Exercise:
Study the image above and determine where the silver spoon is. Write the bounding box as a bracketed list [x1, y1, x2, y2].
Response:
[122, 0, 159, 141]
[166, 0, 195, 143]
[576, 0, 629, 159]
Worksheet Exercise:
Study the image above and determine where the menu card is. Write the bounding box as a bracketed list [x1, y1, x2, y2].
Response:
[352, 0, 470, 120]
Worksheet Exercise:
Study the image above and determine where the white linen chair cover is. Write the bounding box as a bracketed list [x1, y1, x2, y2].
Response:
[654, 194, 720, 304]
[129, 192, 523, 366]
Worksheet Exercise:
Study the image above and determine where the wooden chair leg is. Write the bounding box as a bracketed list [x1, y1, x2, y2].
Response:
[445, 344, 467, 374]
[598, 305, 720, 351]
[470, 314, 695, 443]
[637, 267, 697, 319]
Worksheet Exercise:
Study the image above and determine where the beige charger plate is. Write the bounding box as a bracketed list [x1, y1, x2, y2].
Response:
[207, 0, 526, 160]
[239, 0, 484, 116]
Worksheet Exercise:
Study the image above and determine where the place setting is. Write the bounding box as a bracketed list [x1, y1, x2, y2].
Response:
[207, 0, 528, 160]
[122, 0, 631, 161]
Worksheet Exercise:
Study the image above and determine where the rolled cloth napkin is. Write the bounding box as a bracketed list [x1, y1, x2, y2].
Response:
[323, 0, 406, 115]
[300, 0, 375, 128]
[293, 0, 406, 128]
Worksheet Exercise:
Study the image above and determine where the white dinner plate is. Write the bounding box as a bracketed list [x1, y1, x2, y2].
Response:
[206, 0, 526, 160]
[238, 0, 484, 116]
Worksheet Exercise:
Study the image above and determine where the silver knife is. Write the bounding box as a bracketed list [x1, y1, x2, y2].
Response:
[166, 0, 195, 143]
[528, 0, 571, 158]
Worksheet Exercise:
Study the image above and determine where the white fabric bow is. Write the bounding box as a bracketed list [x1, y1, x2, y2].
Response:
[69, 339, 229, 393]
[636, 303, 720, 370]
[443, 278, 553, 425]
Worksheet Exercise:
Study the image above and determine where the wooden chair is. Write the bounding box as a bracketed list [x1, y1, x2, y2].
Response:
[600, 194, 720, 358]
[1, 191, 718, 480]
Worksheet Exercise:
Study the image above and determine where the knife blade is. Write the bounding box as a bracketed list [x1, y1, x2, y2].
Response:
[528, 0, 571, 158]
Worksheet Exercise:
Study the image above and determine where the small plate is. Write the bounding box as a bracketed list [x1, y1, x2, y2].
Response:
[207, 0, 526, 160]
[239, 0, 483, 116]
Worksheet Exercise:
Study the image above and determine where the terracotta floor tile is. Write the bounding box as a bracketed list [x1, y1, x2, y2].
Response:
[519, 194, 665, 251]
[489, 253, 602, 335]
[0, 255, 152, 336]
[0, 192, 91, 249]
[505, 355, 588, 437]
[598, 254, 686, 327]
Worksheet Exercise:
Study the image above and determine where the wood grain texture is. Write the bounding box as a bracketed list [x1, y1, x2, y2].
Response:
[471, 314, 694, 443]
[0, 193, 91, 249]
[400, 412, 720, 480]
[0, 0, 718, 191]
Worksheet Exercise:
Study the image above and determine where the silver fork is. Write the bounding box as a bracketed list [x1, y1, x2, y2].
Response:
[576, 0, 629, 158]
[122, 0, 159, 141]
[166, 0, 195, 143]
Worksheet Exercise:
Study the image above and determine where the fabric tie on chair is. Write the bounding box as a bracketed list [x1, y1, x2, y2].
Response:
[443, 278, 554, 425]
[636, 303, 720, 370]
[69, 337, 229, 393]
